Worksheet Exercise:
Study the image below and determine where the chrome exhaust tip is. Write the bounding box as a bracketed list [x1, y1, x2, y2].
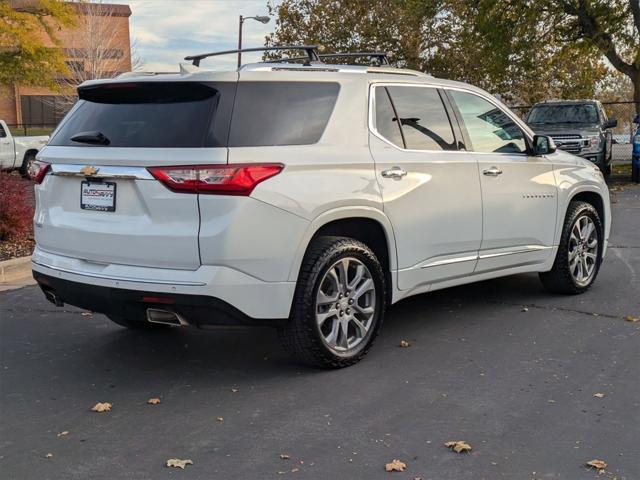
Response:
[146, 308, 189, 326]
[43, 289, 64, 307]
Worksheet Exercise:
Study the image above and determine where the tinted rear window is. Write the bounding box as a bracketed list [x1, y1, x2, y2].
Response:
[49, 82, 236, 148]
[228, 82, 340, 147]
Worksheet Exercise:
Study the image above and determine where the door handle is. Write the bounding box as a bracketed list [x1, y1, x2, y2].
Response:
[1, 140, 10, 144]
[483, 166, 503, 177]
[381, 167, 407, 179]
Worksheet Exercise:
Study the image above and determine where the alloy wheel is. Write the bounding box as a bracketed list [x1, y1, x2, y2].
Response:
[315, 257, 376, 352]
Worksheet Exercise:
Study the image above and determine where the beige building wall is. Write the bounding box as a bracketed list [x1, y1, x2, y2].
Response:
[2, 2, 132, 126]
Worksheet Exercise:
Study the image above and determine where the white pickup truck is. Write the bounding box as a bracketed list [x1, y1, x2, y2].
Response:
[0, 119, 49, 174]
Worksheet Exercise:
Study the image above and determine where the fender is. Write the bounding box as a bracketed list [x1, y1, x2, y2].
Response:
[554, 170, 611, 256]
[287, 206, 399, 284]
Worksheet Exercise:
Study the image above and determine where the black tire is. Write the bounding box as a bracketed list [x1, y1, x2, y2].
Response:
[539, 201, 603, 294]
[603, 163, 612, 176]
[106, 314, 170, 329]
[20, 152, 36, 177]
[278, 236, 387, 368]
[632, 163, 640, 183]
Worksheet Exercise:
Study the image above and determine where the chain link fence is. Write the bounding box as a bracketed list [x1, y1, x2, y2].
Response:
[510, 101, 637, 165]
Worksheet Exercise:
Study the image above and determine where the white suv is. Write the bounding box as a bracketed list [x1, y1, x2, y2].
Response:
[31, 50, 611, 368]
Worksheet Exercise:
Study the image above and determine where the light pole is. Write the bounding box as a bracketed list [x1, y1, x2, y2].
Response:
[238, 15, 270, 68]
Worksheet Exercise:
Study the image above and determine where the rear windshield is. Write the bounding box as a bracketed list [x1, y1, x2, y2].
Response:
[228, 82, 340, 146]
[49, 82, 236, 148]
[49, 80, 339, 148]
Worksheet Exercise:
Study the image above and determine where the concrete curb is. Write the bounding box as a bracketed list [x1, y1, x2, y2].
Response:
[0, 256, 34, 289]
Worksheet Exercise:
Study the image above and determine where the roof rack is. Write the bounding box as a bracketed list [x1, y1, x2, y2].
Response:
[185, 45, 320, 67]
[273, 52, 389, 66]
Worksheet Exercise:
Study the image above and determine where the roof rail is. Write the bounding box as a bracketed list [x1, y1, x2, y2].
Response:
[184, 45, 320, 67]
[273, 52, 389, 66]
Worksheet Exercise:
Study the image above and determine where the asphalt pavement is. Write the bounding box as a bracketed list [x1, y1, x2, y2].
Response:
[1, 186, 638, 480]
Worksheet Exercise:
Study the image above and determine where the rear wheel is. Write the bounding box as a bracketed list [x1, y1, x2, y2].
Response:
[106, 315, 170, 329]
[632, 163, 640, 183]
[279, 236, 386, 368]
[539, 201, 603, 294]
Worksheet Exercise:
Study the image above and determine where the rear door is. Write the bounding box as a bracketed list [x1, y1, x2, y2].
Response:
[446, 89, 557, 272]
[35, 78, 236, 270]
[369, 84, 482, 291]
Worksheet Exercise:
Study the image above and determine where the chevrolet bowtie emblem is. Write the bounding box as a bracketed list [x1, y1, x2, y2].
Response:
[80, 165, 99, 176]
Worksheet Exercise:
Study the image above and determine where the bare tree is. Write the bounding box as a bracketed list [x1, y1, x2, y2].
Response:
[45, 0, 139, 114]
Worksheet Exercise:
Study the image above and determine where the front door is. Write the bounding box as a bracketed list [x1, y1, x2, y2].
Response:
[447, 90, 558, 272]
[0, 123, 14, 169]
[369, 84, 482, 291]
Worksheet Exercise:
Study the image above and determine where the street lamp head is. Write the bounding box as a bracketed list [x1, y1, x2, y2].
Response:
[254, 15, 271, 24]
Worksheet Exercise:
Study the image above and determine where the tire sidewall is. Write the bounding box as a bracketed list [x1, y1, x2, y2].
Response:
[563, 204, 604, 290]
[304, 242, 386, 362]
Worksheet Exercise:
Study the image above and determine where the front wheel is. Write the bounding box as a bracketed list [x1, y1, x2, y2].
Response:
[279, 236, 386, 368]
[539, 201, 603, 294]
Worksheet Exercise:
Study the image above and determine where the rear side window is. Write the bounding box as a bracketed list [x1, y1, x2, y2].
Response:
[49, 82, 235, 148]
[373, 87, 404, 148]
[0, 124, 5, 137]
[386, 86, 456, 151]
[228, 82, 339, 147]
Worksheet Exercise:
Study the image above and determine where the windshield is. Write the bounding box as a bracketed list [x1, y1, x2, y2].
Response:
[527, 104, 599, 124]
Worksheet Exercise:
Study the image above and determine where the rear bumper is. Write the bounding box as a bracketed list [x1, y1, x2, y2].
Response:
[33, 272, 285, 327]
[31, 248, 295, 321]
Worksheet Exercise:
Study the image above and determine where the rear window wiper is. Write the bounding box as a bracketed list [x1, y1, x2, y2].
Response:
[70, 131, 110, 145]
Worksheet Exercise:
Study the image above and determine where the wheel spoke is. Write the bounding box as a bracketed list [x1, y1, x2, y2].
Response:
[348, 264, 365, 290]
[335, 259, 350, 291]
[350, 318, 368, 338]
[317, 289, 338, 306]
[337, 320, 349, 349]
[323, 318, 340, 347]
[352, 278, 374, 301]
[585, 252, 597, 262]
[316, 307, 338, 326]
[581, 256, 590, 278]
[568, 248, 579, 262]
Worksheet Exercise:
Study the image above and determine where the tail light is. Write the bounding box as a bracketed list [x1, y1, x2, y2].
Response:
[147, 164, 283, 196]
[29, 160, 50, 184]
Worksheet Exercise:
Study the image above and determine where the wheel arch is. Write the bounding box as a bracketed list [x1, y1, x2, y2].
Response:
[288, 208, 397, 293]
[568, 190, 605, 231]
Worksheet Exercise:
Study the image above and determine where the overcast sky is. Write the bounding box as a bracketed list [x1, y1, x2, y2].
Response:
[110, 0, 280, 72]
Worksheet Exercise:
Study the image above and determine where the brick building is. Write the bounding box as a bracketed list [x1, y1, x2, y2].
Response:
[0, 1, 132, 127]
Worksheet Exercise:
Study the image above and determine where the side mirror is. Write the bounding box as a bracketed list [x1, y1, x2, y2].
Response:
[532, 135, 556, 156]
[604, 118, 617, 129]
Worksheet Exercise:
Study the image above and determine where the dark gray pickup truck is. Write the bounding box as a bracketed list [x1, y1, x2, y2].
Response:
[526, 100, 617, 174]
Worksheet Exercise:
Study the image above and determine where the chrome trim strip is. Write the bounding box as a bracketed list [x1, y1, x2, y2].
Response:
[420, 254, 478, 268]
[478, 245, 551, 260]
[32, 260, 206, 286]
[50, 163, 154, 180]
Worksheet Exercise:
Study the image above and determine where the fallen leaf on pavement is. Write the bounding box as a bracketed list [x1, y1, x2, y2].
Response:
[45, 453, 53, 458]
[57, 431, 69, 437]
[91, 402, 112, 413]
[280, 454, 290, 460]
[81, 311, 92, 316]
[445, 440, 472, 453]
[216, 417, 224, 422]
[626, 315, 639, 322]
[166, 458, 193, 469]
[291, 468, 299, 472]
[231, 388, 239, 393]
[593, 393, 605, 398]
[147, 398, 161, 405]
[586, 459, 607, 470]
[385, 459, 406, 472]
[521, 306, 529, 312]
[399, 340, 411, 348]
